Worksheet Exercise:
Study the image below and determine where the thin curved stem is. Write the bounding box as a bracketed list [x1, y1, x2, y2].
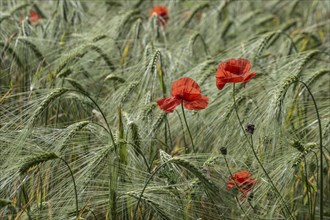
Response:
[303, 156, 313, 220]
[122, 141, 151, 173]
[312, 150, 318, 217]
[59, 157, 79, 219]
[90, 121, 111, 136]
[234, 196, 251, 220]
[79, 92, 116, 149]
[298, 80, 323, 219]
[87, 208, 97, 220]
[181, 103, 196, 153]
[133, 162, 168, 220]
[48, 88, 116, 149]
[232, 84, 294, 219]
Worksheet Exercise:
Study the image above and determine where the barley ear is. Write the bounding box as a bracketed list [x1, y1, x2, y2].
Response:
[19, 152, 59, 174]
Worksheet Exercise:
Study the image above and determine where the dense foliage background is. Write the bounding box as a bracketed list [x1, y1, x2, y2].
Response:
[0, 0, 329, 219]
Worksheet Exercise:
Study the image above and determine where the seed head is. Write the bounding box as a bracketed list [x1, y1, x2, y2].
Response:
[220, 147, 227, 155]
[245, 123, 255, 134]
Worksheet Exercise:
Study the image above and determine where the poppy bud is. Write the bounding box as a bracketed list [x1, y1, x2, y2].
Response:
[220, 147, 227, 155]
[245, 123, 255, 134]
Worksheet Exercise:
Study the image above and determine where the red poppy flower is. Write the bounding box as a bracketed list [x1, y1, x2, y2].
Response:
[157, 77, 208, 113]
[226, 170, 256, 198]
[216, 58, 256, 90]
[149, 6, 169, 26]
[29, 10, 42, 24]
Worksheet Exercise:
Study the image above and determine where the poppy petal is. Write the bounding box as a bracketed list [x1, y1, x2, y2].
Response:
[216, 77, 226, 90]
[171, 77, 202, 101]
[241, 179, 256, 190]
[224, 58, 251, 75]
[157, 97, 181, 113]
[241, 59, 251, 75]
[29, 10, 42, 24]
[183, 96, 208, 110]
[226, 180, 235, 191]
[233, 171, 252, 182]
[149, 6, 169, 25]
[149, 6, 168, 17]
[236, 58, 251, 75]
[216, 66, 243, 83]
[181, 91, 202, 101]
[226, 170, 256, 198]
[243, 71, 256, 86]
[216, 58, 255, 89]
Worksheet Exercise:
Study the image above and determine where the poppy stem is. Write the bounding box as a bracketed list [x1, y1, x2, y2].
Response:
[175, 109, 188, 153]
[232, 84, 294, 219]
[181, 103, 196, 153]
[235, 196, 251, 220]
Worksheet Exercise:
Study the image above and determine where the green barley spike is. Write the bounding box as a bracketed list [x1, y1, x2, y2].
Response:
[31, 88, 69, 126]
[19, 152, 58, 174]
[58, 121, 90, 151]
[66, 78, 89, 96]
[120, 81, 139, 103]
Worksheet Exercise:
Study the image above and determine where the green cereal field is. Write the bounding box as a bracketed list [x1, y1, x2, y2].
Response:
[0, 0, 329, 219]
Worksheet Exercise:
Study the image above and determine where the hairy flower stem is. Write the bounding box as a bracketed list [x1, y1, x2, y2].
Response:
[175, 109, 188, 152]
[232, 84, 294, 219]
[181, 103, 196, 153]
[223, 155, 255, 219]
[59, 157, 79, 219]
[235, 196, 251, 220]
